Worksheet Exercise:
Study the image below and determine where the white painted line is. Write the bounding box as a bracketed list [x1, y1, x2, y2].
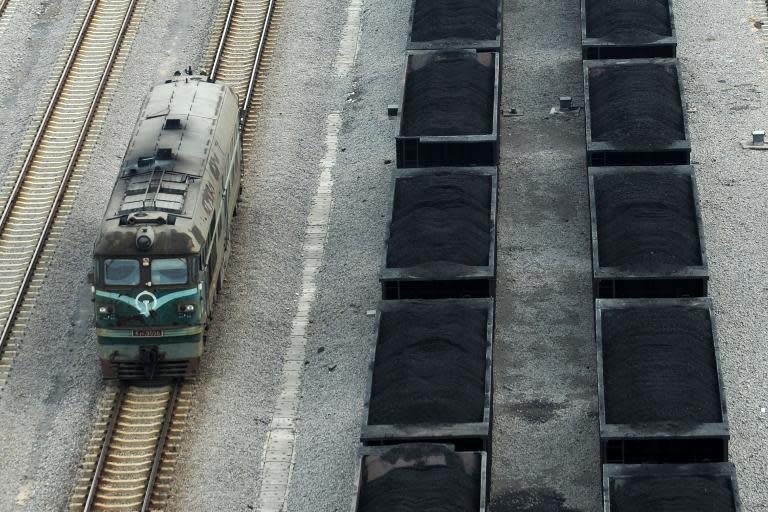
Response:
[256, 112, 341, 511]
[335, 0, 364, 77]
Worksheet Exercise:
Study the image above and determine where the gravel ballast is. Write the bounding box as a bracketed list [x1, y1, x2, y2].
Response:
[601, 305, 721, 425]
[369, 302, 487, 425]
[387, 173, 492, 269]
[402, 52, 495, 136]
[594, 171, 701, 269]
[676, 0, 768, 507]
[588, 63, 685, 145]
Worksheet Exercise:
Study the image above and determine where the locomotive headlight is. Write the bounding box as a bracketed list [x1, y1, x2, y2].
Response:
[98, 305, 114, 316]
[177, 303, 195, 313]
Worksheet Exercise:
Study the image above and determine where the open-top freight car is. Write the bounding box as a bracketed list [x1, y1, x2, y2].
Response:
[90, 74, 242, 379]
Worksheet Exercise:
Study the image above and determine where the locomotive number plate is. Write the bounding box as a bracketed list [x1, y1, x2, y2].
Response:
[133, 329, 163, 337]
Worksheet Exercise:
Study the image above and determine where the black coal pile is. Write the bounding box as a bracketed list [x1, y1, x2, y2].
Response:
[610, 475, 735, 512]
[588, 64, 684, 145]
[602, 305, 722, 425]
[387, 173, 491, 269]
[369, 302, 487, 425]
[402, 53, 495, 136]
[358, 444, 480, 512]
[411, 0, 498, 43]
[595, 172, 701, 269]
[586, 0, 671, 43]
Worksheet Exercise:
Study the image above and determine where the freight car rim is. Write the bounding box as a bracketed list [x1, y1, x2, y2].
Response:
[379, 166, 498, 300]
[582, 58, 691, 166]
[360, 298, 495, 452]
[587, 165, 709, 299]
[594, 297, 730, 464]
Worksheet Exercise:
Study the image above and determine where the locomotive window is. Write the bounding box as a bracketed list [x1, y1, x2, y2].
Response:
[151, 258, 188, 285]
[104, 259, 140, 286]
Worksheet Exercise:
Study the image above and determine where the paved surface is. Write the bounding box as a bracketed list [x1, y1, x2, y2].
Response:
[490, 0, 599, 510]
[0, 0, 766, 510]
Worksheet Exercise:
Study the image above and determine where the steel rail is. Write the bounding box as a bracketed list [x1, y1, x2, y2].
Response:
[0, 0, 10, 18]
[207, 0, 237, 82]
[242, 0, 278, 114]
[140, 383, 180, 512]
[0, 0, 140, 354]
[0, 0, 100, 232]
[207, 0, 278, 113]
[82, 385, 127, 512]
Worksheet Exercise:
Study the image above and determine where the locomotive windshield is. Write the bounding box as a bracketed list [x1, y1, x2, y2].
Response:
[151, 258, 188, 285]
[104, 259, 140, 286]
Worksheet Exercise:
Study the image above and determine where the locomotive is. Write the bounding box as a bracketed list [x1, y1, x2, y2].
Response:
[90, 73, 242, 379]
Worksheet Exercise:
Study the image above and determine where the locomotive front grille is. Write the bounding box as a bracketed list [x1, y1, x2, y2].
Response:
[106, 359, 194, 380]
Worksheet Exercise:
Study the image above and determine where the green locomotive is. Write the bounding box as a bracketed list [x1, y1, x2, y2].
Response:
[90, 75, 241, 379]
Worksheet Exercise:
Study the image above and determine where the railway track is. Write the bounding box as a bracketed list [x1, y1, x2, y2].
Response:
[0, 0, 146, 390]
[205, 0, 284, 149]
[68, 383, 191, 511]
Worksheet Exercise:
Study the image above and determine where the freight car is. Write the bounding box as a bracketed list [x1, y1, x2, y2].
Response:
[90, 74, 242, 379]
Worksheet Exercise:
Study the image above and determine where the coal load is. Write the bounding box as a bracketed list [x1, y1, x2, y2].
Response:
[601, 305, 722, 425]
[586, 0, 671, 44]
[594, 171, 700, 270]
[387, 173, 491, 269]
[402, 53, 495, 137]
[368, 302, 487, 425]
[610, 474, 736, 512]
[588, 63, 684, 145]
[411, 0, 499, 43]
[357, 444, 481, 512]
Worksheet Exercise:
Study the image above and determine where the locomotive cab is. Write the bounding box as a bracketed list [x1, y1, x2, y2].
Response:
[93, 252, 204, 379]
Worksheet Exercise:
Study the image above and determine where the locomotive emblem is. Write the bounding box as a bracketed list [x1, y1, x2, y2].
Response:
[95, 288, 198, 316]
[134, 291, 158, 317]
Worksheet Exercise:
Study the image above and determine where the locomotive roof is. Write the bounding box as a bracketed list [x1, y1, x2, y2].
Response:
[93, 77, 240, 257]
